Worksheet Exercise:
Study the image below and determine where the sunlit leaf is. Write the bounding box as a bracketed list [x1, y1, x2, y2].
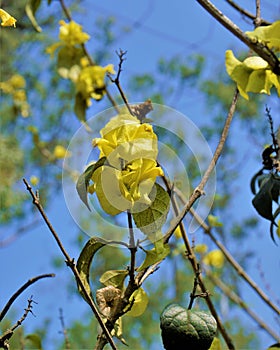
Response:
[76, 237, 106, 303]
[132, 183, 170, 236]
[100, 269, 128, 290]
[76, 157, 107, 210]
[137, 238, 170, 272]
[25, 0, 42, 32]
[74, 92, 87, 123]
[125, 288, 149, 317]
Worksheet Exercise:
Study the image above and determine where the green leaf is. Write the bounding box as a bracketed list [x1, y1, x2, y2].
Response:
[74, 92, 87, 123]
[250, 170, 265, 195]
[252, 175, 274, 221]
[246, 20, 280, 52]
[267, 343, 280, 350]
[132, 183, 170, 236]
[57, 46, 84, 79]
[125, 288, 149, 317]
[270, 206, 280, 244]
[25, 334, 43, 349]
[137, 239, 170, 272]
[100, 269, 128, 290]
[76, 157, 107, 210]
[76, 237, 106, 303]
[25, 0, 42, 32]
[160, 304, 217, 350]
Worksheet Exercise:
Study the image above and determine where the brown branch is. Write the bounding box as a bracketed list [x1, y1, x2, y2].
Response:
[164, 88, 239, 242]
[22, 179, 117, 350]
[59, 308, 70, 350]
[173, 185, 280, 317]
[0, 274, 55, 323]
[162, 177, 235, 349]
[255, 0, 261, 28]
[185, 203, 280, 317]
[108, 50, 134, 116]
[0, 297, 36, 349]
[127, 211, 137, 287]
[196, 0, 280, 75]
[206, 269, 280, 342]
[225, 0, 271, 26]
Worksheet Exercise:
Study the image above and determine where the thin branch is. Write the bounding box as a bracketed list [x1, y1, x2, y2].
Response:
[0, 274, 55, 323]
[22, 179, 117, 350]
[164, 88, 239, 242]
[196, 0, 280, 75]
[0, 219, 41, 248]
[162, 177, 235, 349]
[225, 0, 271, 26]
[59, 0, 71, 21]
[206, 270, 280, 342]
[127, 211, 137, 287]
[173, 187, 280, 317]
[108, 50, 134, 115]
[0, 297, 36, 349]
[255, 0, 261, 27]
[59, 308, 70, 350]
[188, 268, 202, 310]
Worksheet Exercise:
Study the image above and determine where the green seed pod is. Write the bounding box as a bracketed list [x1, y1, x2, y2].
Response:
[160, 304, 217, 350]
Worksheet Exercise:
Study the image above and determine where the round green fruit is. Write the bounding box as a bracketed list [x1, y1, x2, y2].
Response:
[160, 304, 217, 350]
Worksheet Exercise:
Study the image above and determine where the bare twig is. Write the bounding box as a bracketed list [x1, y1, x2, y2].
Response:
[0, 297, 36, 349]
[0, 219, 41, 248]
[0, 274, 54, 323]
[196, 0, 280, 75]
[255, 0, 261, 27]
[59, 308, 70, 350]
[188, 268, 202, 310]
[164, 88, 239, 242]
[173, 187, 280, 317]
[162, 177, 235, 349]
[22, 179, 117, 350]
[225, 0, 271, 26]
[108, 50, 134, 116]
[127, 211, 137, 287]
[206, 269, 280, 342]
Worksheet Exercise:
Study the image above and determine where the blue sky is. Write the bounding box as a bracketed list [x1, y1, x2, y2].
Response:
[1, 1, 280, 349]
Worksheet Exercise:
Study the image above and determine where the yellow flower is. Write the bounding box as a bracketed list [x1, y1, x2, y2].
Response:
[88, 113, 163, 215]
[203, 250, 224, 268]
[0, 9, 17, 27]
[59, 20, 90, 46]
[93, 113, 158, 162]
[76, 64, 115, 103]
[225, 50, 280, 99]
[90, 159, 163, 215]
[194, 244, 208, 255]
[30, 176, 39, 186]
[53, 145, 71, 159]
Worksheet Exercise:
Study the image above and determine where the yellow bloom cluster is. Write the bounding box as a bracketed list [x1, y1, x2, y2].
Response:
[226, 51, 280, 99]
[0, 74, 30, 117]
[88, 113, 164, 215]
[76, 64, 115, 104]
[0, 8, 16, 27]
[47, 20, 115, 106]
[203, 250, 224, 268]
[59, 20, 90, 45]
